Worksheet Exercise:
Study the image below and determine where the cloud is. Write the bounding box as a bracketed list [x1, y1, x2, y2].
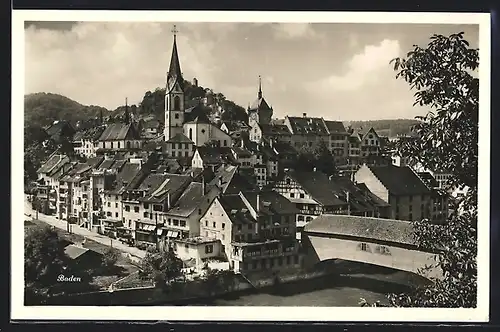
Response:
[273, 23, 320, 40]
[25, 22, 219, 109]
[310, 39, 401, 92]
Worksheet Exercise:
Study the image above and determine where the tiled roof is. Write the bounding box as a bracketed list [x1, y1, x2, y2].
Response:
[207, 165, 258, 194]
[260, 124, 292, 136]
[272, 142, 297, 155]
[355, 183, 391, 207]
[219, 195, 256, 225]
[86, 156, 104, 169]
[334, 177, 390, 212]
[167, 182, 205, 217]
[37, 154, 70, 175]
[166, 35, 184, 92]
[231, 147, 252, 158]
[73, 126, 106, 142]
[286, 170, 347, 206]
[108, 162, 142, 194]
[249, 97, 272, 111]
[241, 190, 299, 216]
[45, 121, 74, 138]
[196, 146, 235, 165]
[221, 121, 250, 132]
[324, 120, 347, 134]
[64, 244, 91, 260]
[97, 159, 115, 170]
[140, 173, 192, 202]
[286, 116, 329, 136]
[368, 165, 431, 196]
[166, 133, 193, 144]
[417, 172, 438, 189]
[303, 214, 416, 246]
[98, 123, 140, 141]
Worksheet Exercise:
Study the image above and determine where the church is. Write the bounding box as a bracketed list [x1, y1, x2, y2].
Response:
[163, 27, 232, 148]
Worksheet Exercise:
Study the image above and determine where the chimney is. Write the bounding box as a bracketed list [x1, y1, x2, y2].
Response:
[256, 194, 260, 213]
[167, 192, 171, 209]
[240, 139, 245, 148]
[303, 113, 307, 118]
[193, 77, 198, 87]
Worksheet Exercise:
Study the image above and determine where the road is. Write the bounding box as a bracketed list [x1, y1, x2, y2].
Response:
[24, 196, 146, 261]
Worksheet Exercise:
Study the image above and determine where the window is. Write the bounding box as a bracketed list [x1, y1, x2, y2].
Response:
[205, 245, 214, 254]
[174, 113, 180, 119]
[125, 205, 130, 212]
[286, 178, 291, 184]
[173, 220, 179, 226]
[185, 151, 189, 157]
[360, 243, 369, 251]
[144, 212, 149, 218]
[189, 128, 193, 140]
[213, 222, 216, 228]
[299, 193, 305, 198]
[134, 206, 139, 213]
[143, 203, 149, 209]
[106, 211, 111, 216]
[222, 223, 225, 230]
[107, 202, 110, 207]
[115, 212, 118, 218]
[198, 209, 202, 215]
[180, 220, 186, 227]
[252, 261, 258, 269]
[174, 95, 181, 110]
[115, 203, 118, 208]
[290, 193, 295, 198]
[237, 225, 242, 231]
[205, 220, 208, 227]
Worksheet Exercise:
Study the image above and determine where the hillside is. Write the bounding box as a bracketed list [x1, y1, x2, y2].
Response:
[24, 93, 109, 128]
[345, 119, 421, 138]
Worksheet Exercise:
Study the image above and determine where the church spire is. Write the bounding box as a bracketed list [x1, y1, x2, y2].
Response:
[167, 25, 183, 91]
[258, 75, 262, 99]
[124, 97, 130, 124]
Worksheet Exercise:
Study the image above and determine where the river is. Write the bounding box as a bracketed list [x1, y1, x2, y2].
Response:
[187, 261, 430, 307]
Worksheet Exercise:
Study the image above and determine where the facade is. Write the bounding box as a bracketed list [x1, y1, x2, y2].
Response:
[247, 77, 273, 128]
[301, 214, 442, 279]
[284, 114, 330, 151]
[191, 146, 235, 170]
[96, 123, 143, 153]
[200, 190, 300, 273]
[358, 128, 382, 157]
[72, 126, 105, 159]
[183, 111, 232, 148]
[354, 164, 432, 221]
[272, 169, 349, 238]
[165, 133, 195, 158]
[325, 120, 349, 165]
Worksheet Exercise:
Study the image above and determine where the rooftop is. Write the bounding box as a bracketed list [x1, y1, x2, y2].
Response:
[286, 116, 329, 136]
[285, 170, 347, 206]
[368, 164, 432, 196]
[98, 123, 140, 141]
[303, 214, 416, 247]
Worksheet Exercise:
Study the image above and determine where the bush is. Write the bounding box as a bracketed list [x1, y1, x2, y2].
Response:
[102, 248, 120, 267]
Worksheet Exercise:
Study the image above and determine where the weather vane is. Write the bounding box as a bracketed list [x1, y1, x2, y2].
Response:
[172, 24, 178, 37]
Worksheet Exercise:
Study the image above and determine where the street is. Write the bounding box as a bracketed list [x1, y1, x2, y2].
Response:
[24, 196, 146, 260]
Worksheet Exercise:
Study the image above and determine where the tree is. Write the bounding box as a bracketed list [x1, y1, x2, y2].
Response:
[140, 246, 184, 290]
[373, 32, 478, 308]
[25, 226, 69, 296]
[102, 248, 120, 267]
[294, 140, 337, 176]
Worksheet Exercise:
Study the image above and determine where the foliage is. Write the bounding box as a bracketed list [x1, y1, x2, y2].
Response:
[203, 267, 236, 296]
[102, 248, 120, 267]
[294, 140, 337, 176]
[24, 92, 108, 128]
[25, 226, 69, 292]
[140, 246, 184, 290]
[363, 32, 478, 308]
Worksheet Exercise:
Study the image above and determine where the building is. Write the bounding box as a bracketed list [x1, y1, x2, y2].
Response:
[220, 121, 250, 141]
[163, 30, 232, 148]
[164, 133, 195, 158]
[96, 123, 143, 153]
[44, 120, 76, 144]
[200, 190, 300, 273]
[284, 114, 330, 150]
[354, 164, 432, 221]
[358, 128, 382, 158]
[36, 154, 72, 216]
[141, 119, 162, 138]
[247, 76, 273, 128]
[271, 169, 349, 239]
[191, 146, 236, 170]
[72, 126, 105, 159]
[347, 132, 362, 166]
[324, 120, 349, 165]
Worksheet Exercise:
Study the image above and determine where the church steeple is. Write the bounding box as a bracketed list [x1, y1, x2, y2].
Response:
[258, 75, 263, 99]
[167, 25, 184, 92]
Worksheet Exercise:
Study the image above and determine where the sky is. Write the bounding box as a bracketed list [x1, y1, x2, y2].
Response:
[24, 21, 479, 121]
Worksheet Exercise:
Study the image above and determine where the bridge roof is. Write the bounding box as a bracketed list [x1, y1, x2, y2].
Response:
[303, 214, 416, 246]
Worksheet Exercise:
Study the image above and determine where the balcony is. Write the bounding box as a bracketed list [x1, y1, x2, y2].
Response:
[298, 209, 321, 216]
[232, 240, 299, 261]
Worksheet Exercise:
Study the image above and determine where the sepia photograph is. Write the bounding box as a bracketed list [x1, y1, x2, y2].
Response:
[12, 10, 490, 322]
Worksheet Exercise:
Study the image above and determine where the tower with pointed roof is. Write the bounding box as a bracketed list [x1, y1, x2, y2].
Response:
[247, 76, 273, 127]
[164, 25, 185, 141]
